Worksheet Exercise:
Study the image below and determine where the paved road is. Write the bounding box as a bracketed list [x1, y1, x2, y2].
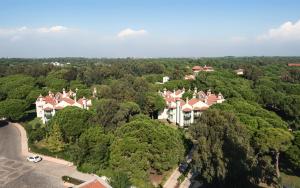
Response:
[0, 121, 62, 188]
[163, 168, 181, 188]
[0, 122, 22, 160]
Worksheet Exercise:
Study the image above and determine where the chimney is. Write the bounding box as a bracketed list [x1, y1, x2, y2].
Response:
[207, 89, 211, 96]
[163, 88, 167, 95]
[194, 87, 197, 94]
[62, 88, 66, 97]
[93, 87, 97, 98]
[193, 92, 196, 98]
[218, 92, 223, 99]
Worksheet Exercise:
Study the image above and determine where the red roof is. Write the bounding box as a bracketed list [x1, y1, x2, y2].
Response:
[182, 108, 192, 112]
[207, 94, 218, 105]
[61, 97, 75, 105]
[78, 179, 106, 188]
[188, 98, 200, 105]
[43, 107, 53, 111]
[288, 63, 300, 67]
[192, 66, 202, 71]
[179, 100, 185, 107]
[165, 97, 175, 103]
[175, 90, 182, 95]
[203, 66, 213, 70]
[43, 96, 57, 105]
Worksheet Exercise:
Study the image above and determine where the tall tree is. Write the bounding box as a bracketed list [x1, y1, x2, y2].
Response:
[254, 128, 293, 178]
[189, 109, 255, 187]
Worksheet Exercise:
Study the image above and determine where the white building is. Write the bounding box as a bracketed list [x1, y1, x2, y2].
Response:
[158, 88, 225, 127]
[36, 88, 94, 124]
[163, 76, 170, 83]
[235, 68, 244, 75]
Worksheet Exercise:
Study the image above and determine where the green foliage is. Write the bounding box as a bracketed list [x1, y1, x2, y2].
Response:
[189, 109, 255, 187]
[139, 92, 165, 118]
[109, 171, 132, 188]
[46, 123, 65, 152]
[254, 128, 293, 154]
[26, 118, 46, 143]
[284, 132, 300, 173]
[45, 78, 68, 91]
[213, 98, 288, 131]
[72, 126, 111, 172]
[0, 99, 29, 121]
[49, 107, 93, 143]
[92, 99, 120, 130]
[110, 117, 185, 186]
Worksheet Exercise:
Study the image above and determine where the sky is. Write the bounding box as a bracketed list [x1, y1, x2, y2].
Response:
[0, 0, 300, 57]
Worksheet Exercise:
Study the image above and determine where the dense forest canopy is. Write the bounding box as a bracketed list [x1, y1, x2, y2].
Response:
[0, 57, 300, 187]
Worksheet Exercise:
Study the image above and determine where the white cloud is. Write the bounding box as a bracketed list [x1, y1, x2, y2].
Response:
[0, 26, 69, 37]
[37, 26, 68, 33]
[258, 20, 300, 41]
[117, 28, 147, 38]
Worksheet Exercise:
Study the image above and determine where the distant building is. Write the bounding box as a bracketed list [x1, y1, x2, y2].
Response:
[234, 68, 244, 75]
[184, 75, 195, 80]
[36, 88, 95, 124]
[158, 88, 225, 127]
[50, 61, 63, 67]
[184, 65, 214, 80]
[162, 76, 170, 83]
[288, 63, 300, 67]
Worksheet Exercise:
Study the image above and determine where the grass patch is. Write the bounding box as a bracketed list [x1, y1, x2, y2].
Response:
[282, 172, 300, 188]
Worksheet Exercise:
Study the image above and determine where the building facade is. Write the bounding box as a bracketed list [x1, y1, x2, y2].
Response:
[158, 88, 225, 127]
[36, 88, 94, 124]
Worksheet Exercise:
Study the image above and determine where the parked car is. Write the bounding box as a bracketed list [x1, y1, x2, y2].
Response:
[179, 162, 188, 173]
[27, 155, 42, 163]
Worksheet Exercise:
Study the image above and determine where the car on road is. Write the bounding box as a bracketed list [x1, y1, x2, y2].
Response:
[179, 162, 189, 173]
[27, 155, 42, 163]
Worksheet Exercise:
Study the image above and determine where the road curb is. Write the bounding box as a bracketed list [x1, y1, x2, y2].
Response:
[12, 122, 73, 166]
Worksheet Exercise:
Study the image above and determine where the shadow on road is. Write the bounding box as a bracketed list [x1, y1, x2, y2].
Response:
[0, 120, 9, 128]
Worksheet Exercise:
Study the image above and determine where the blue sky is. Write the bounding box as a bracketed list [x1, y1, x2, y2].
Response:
[0, 0, 300, 57]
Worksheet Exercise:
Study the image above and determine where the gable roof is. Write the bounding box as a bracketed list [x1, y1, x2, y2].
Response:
[75, 177, 112, 188]
[188, 98, 200, 106]
[61, 97, 75, 105]
[207, 94, 218, 106]
[192, 66, 202, 71]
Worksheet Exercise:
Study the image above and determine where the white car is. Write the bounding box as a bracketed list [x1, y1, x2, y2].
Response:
[27, 155, 42, 163]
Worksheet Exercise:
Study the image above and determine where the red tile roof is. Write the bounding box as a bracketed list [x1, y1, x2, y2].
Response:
[288, 63, 300, 67]
[180, 100, 185, 107]
[182, 108, 192, 112]
[175, 90, 182, 95]
[43, 96, 57, 105]
[43, 107, 53, 111]
[78, 179, 106, 188]
[61, 97, 75, 105]
[207, 94, 218, 105]
[192, 66, 202, 71]
[188, 98, 200, 105]
[165, 97, 175, 103]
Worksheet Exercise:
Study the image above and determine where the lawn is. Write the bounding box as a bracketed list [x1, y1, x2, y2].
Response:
[282, 172, 300, 188]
